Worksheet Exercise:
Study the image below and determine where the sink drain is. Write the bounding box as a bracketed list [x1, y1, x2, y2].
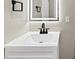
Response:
[39, 41, 43, 43]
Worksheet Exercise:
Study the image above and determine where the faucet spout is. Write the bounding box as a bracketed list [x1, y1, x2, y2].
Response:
[41, 23, 45, 29]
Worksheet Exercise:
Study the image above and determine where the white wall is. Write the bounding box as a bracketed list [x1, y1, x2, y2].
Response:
[4, 0, 29, 44]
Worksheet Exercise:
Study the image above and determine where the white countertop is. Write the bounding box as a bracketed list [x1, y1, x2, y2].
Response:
[5, 32, 60, 47]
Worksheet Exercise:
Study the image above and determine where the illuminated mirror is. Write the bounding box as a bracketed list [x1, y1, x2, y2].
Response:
[29, 0, 59, 21]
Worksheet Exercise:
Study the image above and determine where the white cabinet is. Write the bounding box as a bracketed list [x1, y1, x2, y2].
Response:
[5, 46, 59, 59]
[5, 32, 60, 59]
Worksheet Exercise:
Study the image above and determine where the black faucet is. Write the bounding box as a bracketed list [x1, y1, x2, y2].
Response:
[40, 23, 48, 34]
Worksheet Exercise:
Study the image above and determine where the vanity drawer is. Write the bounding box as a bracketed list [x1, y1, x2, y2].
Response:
[6, 50, 56, 56]
[5, 46, 58, 59]
[5, 46, 57, 56]
[5, 46, 57, 51]
[7, 55, 57, 59]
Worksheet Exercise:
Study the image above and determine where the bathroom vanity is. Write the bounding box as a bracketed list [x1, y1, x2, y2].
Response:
[5, 32, 60, 59]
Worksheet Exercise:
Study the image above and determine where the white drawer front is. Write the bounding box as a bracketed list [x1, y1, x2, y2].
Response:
[5, 46, 58, 59]
[7, 50, 56, 56]
[5, 46, 57, 51]
[7, 56, 57, 59]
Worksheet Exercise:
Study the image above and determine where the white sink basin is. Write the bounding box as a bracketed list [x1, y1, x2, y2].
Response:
[31, 32, 59, 44]
[5, 32, 60, 46]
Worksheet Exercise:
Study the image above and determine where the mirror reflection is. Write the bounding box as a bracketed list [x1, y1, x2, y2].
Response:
[30, 0, 59, 21]
[32, 0, 58, 17]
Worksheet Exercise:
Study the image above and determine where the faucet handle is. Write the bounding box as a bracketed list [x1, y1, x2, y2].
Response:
[45, 28, 49, 34]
